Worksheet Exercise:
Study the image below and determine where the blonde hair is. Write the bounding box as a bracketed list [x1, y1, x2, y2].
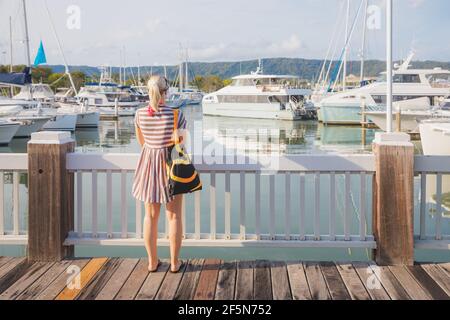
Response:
[147, 75, 169, 112]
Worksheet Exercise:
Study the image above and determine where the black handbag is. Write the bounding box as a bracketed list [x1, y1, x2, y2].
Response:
[166, 110, 202, 196]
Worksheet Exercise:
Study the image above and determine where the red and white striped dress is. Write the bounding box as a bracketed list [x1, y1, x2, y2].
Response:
[132, 105, 186, 204]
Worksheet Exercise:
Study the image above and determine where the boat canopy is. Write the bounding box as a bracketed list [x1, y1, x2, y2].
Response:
[0, 67, 32, 86]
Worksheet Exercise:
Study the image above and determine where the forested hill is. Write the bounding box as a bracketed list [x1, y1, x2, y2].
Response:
[48, 57, 450, 81]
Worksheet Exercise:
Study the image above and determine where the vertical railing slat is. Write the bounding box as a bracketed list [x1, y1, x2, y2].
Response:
[92, 170, 98, 238]
[181, 195, 186, 239]
[106, 170, 113, 238]
[240, 171, 246, 240]
[420, 173, 427, 240]
[329, 172, 336, 241]
[76, 171, 83, 238]
[299, 173, 306, 240]
[12, 172, 20, 235]
[314, 172, 320, 240]
[195, 191, 201, 240]
[210, 173, 216, 240]
[344, 172, 351, 241]
[255, 172, 261, 240]
[135, 200, 142, 239]
[285, 172, 291, 240]
[225, 171, 231, 240]
[436, 174, 443, 241]
[360, 172, 367, 241]
[120, 170, 128, 239]
[269, 175, 275, 240]
[0, 171, 4, 236]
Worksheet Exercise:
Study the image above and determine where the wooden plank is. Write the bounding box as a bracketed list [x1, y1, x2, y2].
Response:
[406, 265, 449, 300]
[389, 266, 431, 300]
[0, 262, 54, 300]
[115, 258, 149, 300]
[77, 258, 123, 300]
[136, 261, 170, 300]
[373, 142, 414, 265]
[353, 262, 390, 300]
[421, 264, 450, 296]
[368, 265, 410, 300]
[336, 263, 370, 300]
[271, 261, 291, 300]
[35, 259, 90, 300]
[254, 260, 272, 300]
[235, 261, 253, 300]
[304, 262, 330, 300]
[0, 257, 12, 269]
[56, 258, 108, 300]
[195, 259, 221, 300]
[96, 258, 139, 300]
[440, 263, 450, 276]
[16, 261, 74, 300]
[286, 262, 311, 300]
[0, 258, 29, 294]
[155, 260, 187, 300]
[174, 259, 204, 300]
[215, 261, 236, 300]
[320, 262, 351, 300]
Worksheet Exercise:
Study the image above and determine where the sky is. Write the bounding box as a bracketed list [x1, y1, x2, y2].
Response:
[0, 0, 449, 67]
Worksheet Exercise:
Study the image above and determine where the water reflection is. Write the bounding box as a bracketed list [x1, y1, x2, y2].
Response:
[315, 124, 376, 154]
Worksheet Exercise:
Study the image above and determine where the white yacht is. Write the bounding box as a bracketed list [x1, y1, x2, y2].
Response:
[202, 67, 313, 121]
[420, 120, 450, 156]
[14, 84, 56, 106]
[319, 53, 450, 125]
[168, 90, 204, 109]
[58, 102, 100, 128]
[0, 120, 20, 145]
[365, 98, 450, 133]
[76, 83, 144, 116]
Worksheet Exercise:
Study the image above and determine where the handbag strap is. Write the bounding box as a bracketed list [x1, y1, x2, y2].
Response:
[173, 109, 180, 144]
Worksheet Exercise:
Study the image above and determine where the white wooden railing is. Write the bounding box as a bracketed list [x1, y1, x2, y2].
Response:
[0, 154, 28, 245]
[414, 156, 450, 250]
[1, 152, 450, 252]
[64, 153, 377, 248]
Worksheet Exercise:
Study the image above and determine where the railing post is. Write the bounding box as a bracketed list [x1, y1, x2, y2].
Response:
[27, 131, 75, 262]
[372, 132, 414, 266]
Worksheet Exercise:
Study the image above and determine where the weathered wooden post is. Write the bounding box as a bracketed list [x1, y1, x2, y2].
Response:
[372, 132, 414, 266]
[27, 131, 75, 262]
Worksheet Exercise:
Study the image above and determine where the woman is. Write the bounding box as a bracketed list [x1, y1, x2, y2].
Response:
[132, 75, 186, 273]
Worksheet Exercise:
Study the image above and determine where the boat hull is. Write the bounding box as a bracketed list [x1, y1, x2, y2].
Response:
[43, 114, 78, 131]
[0, 123, 20, 145]
[419, 122, 450, 156]
[319, 103, 362, 125]
[202, 102, 306, 121]
[75, 112, 100, 128]
[12, 117, 50, 138]
[366, 112, 430, 133]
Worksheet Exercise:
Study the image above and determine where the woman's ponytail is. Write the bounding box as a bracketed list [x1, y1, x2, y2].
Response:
[147, 75, 169, 114]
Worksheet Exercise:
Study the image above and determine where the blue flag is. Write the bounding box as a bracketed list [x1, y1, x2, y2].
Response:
[33, 40, 47, 66]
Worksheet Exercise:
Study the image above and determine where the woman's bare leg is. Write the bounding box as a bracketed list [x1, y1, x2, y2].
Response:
[144, 203, 161, 271]
[166, 195, 183, 272]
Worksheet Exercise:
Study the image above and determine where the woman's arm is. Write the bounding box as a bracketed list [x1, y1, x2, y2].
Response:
[135, 124, 145, 147]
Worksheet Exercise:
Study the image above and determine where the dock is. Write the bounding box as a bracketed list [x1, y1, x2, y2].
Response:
[0, 257, 449, 300]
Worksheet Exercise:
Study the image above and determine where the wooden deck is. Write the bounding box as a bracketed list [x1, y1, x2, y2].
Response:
[0, 257, 449, 300]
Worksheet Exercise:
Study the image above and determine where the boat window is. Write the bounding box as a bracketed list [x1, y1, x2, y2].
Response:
[427, 73, 450, 88]
[393, 74, 421, 83]
[218, 95, 270, 103]
[441, 101, 450, 110]
[231, 79, 254, 86]
[268, 96, 289, 103]
[371, 95, 430, 104]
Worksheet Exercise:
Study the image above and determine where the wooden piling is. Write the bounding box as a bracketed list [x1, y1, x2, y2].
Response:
[27, 132, 75, 262]
[372, 132, 414, 266]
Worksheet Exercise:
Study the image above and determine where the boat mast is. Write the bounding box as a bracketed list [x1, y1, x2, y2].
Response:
[185, 48, 189, 90]
[22, 0, 31, 67]
[360, 0, 369, 84]
[343, 0, 350, 91]
[44, 0, 78, 96]
[9, 16, 14, 97]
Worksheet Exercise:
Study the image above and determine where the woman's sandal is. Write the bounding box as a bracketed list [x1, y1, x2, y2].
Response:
[148, 259, 161, 273]
[170, 260, 183, 273]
